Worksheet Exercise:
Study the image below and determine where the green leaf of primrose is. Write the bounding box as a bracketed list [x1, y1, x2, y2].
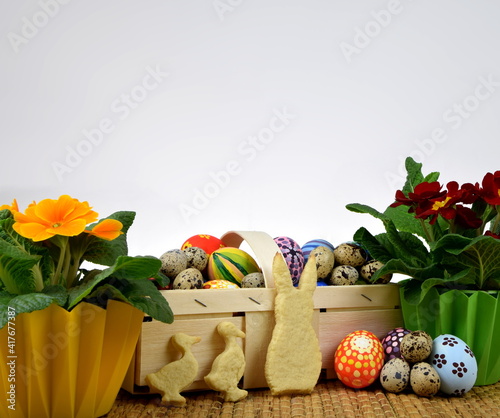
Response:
[0, 218, 55, 289]
[90, 279, 174, 324]
[0, 292, 61, 329]
[400, 157, 440, 192]
[423, 171, 440, 183]
[67, 255, 162, 309]
[382, 219, 429, 267]
[0, 209, 12, 220]
[371, 258, 443, 282]
[41, 284, 69, 306]
[383, 205, 427, 239]
[345, 203, 388, 220]
[432, 234, 500, 289]
[83, 211, 136, 266]
[122, 278, 173, 323]
[0, 238, 41, 294]
[399, 277, 423, 305]
[353, 227, 394, 263]
[402, 157, 424, 194]
[150, 270, 170, 288]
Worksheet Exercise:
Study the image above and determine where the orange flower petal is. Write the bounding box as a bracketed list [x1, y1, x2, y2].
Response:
[0, 199, 19, 212]
[12, 222, 54, 242]
[85, 219, 123, 241]
[46, 218, 88, 237]
[35, 195, 74, 224]
[12, 195, 100, 241]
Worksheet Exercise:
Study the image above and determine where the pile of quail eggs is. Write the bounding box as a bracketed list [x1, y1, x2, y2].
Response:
[158, 247, 209, 290]
[313, 242, 392, 286]
[379, 329, 478, 397]
[157, 247, 265, 290]
[158, 239, 392, 289]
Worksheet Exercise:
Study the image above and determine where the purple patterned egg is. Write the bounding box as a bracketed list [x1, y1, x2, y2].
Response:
[381, 327, 411, 362]
[274, 236, 304, 286]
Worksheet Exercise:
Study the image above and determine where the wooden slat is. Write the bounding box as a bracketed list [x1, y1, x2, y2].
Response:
[318, 309, 404, 373]
[160, 284, 400, 317]
[242, 311, 274, 389]
[161, 288, 275, 316]
[313, 284, 401, 310]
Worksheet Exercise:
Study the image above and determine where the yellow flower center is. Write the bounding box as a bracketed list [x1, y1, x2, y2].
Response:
[432, 196, 451, 211]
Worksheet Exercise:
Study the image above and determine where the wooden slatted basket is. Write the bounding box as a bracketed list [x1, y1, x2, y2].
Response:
[122, 231, 403, 394]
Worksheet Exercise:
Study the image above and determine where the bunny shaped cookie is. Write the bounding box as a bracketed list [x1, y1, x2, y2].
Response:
[265, 253, 322, 395]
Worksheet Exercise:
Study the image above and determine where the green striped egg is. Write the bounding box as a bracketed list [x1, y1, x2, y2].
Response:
[207, 247, 261, 286]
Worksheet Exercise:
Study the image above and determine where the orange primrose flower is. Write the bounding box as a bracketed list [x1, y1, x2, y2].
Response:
[85, 219, 123, 241]
[12, 195, 99, 242]
[0, 199, 19, 212]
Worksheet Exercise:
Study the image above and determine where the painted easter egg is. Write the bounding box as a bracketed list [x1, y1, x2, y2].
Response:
[207, 247, 261, 286]
[203, 279, 240, 289]
[334, 330, 384, 389]
[181, 234, 226, 255]
[301, 239, 335, 263]
[381, 327, 411, 362]
[274, 236, 304, 286]
[429, 334, 478, 396]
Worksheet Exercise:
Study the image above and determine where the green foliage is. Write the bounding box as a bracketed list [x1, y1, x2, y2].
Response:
[0, 209, 173, 328]
[83, 211, 135, 266]
[347, 156, 500, 305]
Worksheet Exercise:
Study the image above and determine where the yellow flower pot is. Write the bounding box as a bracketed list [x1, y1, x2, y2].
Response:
[0, 300, 144, 418]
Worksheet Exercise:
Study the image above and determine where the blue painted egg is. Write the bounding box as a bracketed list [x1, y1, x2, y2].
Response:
[301, 239, 335, 263]
[273, 236, 304, 286]
[429, 334, 477, 396]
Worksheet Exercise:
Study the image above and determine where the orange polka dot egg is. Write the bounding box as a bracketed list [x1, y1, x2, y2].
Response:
[334, 330, 384, 389]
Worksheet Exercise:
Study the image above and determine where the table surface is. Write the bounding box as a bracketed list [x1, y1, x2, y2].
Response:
[103, 379, 500, 417]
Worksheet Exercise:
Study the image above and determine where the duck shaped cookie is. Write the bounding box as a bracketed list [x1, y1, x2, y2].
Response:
[146, 332, 201, 406]
[204, 321, 247, 402]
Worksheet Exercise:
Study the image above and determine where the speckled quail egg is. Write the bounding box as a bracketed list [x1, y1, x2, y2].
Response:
[172, 268, 204, 289]
[410, 362, 441, 397]
[328, 265, 359, 285]
[333, 243, 367, 267]
[183, 246, 208, 271]
[400, 331, 433, 363]
[160, 249, 188, 278]
[241, 272, 265, 288]
[360, 260, 393, 284]
[380, 357, 411, 393]
[310, 246, 335, 279]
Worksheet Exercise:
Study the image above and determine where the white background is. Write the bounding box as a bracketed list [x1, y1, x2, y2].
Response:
[1, 0, 500, 261]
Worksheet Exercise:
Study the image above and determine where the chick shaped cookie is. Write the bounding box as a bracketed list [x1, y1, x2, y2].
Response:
[204, 322, 247, 402]
[145, 333, 201, 406]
